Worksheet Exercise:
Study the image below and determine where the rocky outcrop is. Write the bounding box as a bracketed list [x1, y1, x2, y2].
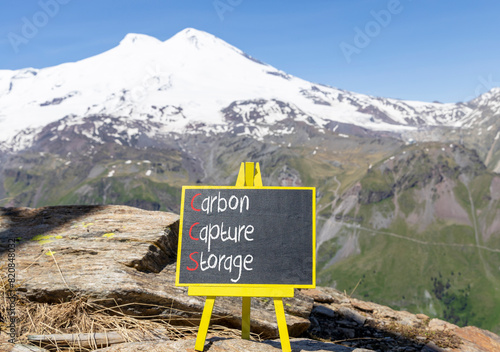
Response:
[91, 337, 373, 351]
[0, 205, 310, 338]
[300, 287, 500, 352]
[1, 205, 500, 352]
[358, 188, 394, 204]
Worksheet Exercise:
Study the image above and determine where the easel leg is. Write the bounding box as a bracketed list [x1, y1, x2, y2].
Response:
[241, 297, 251, 339]
[195, 296, 216, 351]
[273, 297, 291, 352]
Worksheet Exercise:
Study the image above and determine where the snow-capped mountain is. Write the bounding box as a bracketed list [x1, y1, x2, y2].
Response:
[2, 29, 500, 332]
[0, 28, 479, 152]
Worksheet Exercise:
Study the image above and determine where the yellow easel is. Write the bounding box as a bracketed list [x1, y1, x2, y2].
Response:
[190, 162, 293, 352]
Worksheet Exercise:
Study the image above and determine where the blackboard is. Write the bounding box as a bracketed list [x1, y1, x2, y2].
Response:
[175, 187, 316, 287]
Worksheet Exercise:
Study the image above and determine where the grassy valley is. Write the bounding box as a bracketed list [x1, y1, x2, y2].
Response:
[317, 143, 500, 333]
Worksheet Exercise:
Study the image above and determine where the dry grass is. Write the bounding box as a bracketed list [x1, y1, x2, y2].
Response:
[0, 268, 260, 351]
[385, 321, 462, 349]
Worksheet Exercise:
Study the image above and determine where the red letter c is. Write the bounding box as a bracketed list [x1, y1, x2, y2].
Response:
[191, 193, 201, 211]
[189, 222, 200, 240]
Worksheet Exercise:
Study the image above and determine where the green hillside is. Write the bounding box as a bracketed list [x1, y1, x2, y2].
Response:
[317, 143, 500, 333]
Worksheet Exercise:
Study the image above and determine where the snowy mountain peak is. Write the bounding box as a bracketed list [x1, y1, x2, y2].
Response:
[467, 87, 500, 107]
[166, 27, 243, 55]
[481, 87, 500, 100]
[119, 33, 162, 46]
[0, 28, 484, 152]
[172, 27, 218, 43]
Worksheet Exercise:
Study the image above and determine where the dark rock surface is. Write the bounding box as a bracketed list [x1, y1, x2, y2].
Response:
[1, 205, 500, 352]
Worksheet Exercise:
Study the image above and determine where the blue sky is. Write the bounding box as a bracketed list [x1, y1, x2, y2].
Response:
[1, 0, 499, 103]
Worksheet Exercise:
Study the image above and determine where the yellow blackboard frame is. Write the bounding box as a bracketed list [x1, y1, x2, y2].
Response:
[175, 162, 316, 352]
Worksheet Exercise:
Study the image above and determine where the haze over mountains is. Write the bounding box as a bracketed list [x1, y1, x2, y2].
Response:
[1, 28, 500, 334]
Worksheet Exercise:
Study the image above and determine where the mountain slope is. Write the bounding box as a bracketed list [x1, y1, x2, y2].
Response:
[317, 143, 500, 332]
[1, 27, 500, 335]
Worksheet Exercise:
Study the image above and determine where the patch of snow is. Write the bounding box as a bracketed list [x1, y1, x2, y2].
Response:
[424, 290, 432, 300]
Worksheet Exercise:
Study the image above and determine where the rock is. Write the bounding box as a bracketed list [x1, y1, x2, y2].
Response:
[391, 310, 423, 327]
[452, 326, 500, 352]
[93, 337, 365, 351]
[300, 288, 336, 303]
[313, 305, 336, 319]
[424, 342, 449, 352]
[266, 338, 368, 351]
[351, 300, 375, 313]
[306, 286, 351, 304]
[3, 205, 500, 352]
[0, 205, 311, 339]
[428, 318, 459, 332]
[92, 339, 186, 352]
[306, 299, 462, 351]
[416, 314, 430, 320]
[9, 345, 50, 352]
[337, 307, 367, 326]
[338, 327, 356, 338]
[283, 290, 315, 319]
